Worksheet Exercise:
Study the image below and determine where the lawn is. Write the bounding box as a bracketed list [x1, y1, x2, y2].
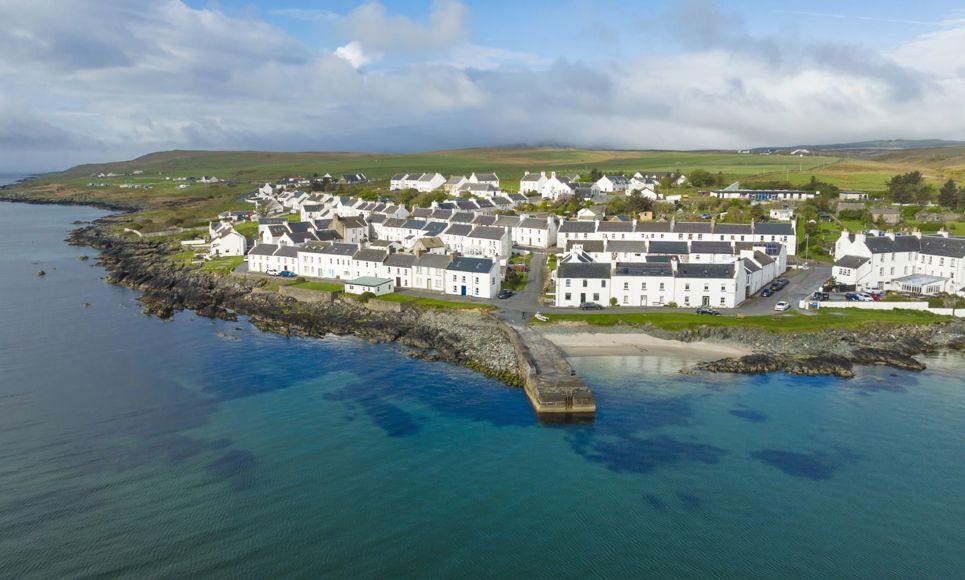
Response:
[290, 280, 344, 292]
[200, 256, 244, 272]
[233, 221, 258, 241]
[534, 308, 951, 332]
[377, 293, 491, 309]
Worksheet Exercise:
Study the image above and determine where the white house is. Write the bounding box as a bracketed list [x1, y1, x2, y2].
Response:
[840, 191, 870, 201]
[315, 243, 360, 279]
[444, 257, 501, 299]
[520, 171, 549, 194]
[352, 248, 389, 279]
[540, 172, 573, 200]
[832, 230, 965, 295]
[209, 228, 247, 257]
[595, 175, 631, 194]
[345, 277, 394, 296]
[769, 207, 795, 221]
[465, 226, 512, 263]
[444, 175, 469, 194]
[556, 262, 612, 307]
[415, 173, 446, 193]
[513, 216, 558, 249]
[470, 172, 500, 189]
[413, 254, 452, 292]
[381, 253, 416, 288]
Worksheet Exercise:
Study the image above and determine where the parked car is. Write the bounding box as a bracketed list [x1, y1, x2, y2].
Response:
[774, 301, 791, 311]
[869, 292, 883, 301]
[265, 268, 278, 276]
[855, 292, 874, 302]
[770, 279, 789, 291]
[845, 292, 860, 301]
[761, 287, 773, 297]
[579, 302, 604, 310]
[812, 291, 830, 301]
[497, 289, 514, 299]
[696, 307, 721, 316]
[278, 270, 296, 278]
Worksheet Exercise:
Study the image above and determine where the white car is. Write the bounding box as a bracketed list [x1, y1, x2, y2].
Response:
[856, 292, 874, 301]
[265, 268, 278, 276]
[774, 301, 791, 311]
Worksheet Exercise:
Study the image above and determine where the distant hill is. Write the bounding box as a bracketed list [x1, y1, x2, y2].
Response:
[752, 139, 965, 157]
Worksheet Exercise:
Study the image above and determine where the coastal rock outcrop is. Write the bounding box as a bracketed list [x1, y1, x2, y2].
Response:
[68, 225, 521, 386]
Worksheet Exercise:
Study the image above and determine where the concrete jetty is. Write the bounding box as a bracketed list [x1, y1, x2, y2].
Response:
[505, 323, 596, 419]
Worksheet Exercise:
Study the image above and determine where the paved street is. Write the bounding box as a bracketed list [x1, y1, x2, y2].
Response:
[239, 249, 832, 319]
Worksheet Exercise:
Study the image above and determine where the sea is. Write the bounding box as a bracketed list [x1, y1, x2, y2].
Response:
[0, 174, 29, 187]
[1, 201, 964, 579]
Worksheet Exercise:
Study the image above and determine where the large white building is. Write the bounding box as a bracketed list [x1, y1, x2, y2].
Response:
[833, 230, 965, 296]
[556, 219, 799, 255]
[444, 256, 501, 299]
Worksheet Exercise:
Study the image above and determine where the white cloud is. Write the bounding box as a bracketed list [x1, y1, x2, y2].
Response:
[0, 0, 963, 172]
[335, 41, 377, 69]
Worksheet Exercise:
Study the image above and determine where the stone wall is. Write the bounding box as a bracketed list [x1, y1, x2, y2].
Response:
[279, 286, 338, 303]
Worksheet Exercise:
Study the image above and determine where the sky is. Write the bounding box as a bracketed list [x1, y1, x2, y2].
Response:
[1, 0, 964, 172]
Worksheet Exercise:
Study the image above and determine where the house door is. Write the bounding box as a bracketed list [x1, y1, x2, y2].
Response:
[640, 296, 647, 306]
[580, 292, 586, 304]
[702, 296, 710, 306]
[396, 277, 401, 288]
[461, 285, 467, 296]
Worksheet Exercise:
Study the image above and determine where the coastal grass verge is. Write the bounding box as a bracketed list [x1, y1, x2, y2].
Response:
[290, 280, 345, 292]
[200, 256, 244, 273]
[377, 293, 491, 310]
[533, 308, 953, 332]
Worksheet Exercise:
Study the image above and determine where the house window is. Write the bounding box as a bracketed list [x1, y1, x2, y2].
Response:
[623, 295, 628, 304]
[601, 280, 607, 288]
[565, 293, 571, 301]
[583, 280, 588, 287]
[623, 282, 629, 290]
[641, 282, 647, 290]
[684, 296, 690, 306]
[720, 297, 726, 305]
[704, 284, 709, 291]
[593, 293, 600, 302]
[565, 279, 571, 287]
[685, 283, 690, 291]
[659, 282, 665, 291]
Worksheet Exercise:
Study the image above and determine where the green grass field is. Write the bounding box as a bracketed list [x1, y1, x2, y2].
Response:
[534, 308, 951, 332]
[200, 256, 244, 273]
[377, 293, 490, 310]
[290, 280, 344, 292]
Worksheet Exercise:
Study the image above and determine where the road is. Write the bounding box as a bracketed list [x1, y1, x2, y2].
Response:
[237, 250, 831, 318]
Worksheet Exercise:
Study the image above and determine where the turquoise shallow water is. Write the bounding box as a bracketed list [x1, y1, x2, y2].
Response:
[1, 202, 964, 578]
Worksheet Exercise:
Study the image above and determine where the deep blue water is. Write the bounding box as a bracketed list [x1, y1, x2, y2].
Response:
[1, 201, 964, 578]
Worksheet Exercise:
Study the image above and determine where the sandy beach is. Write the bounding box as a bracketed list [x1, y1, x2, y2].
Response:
[538, 330, 752, 360]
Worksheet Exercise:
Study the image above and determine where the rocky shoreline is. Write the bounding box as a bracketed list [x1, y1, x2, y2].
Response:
[67, 225, 523, 387]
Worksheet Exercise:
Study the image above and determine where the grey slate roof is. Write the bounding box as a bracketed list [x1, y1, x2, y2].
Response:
[321, 243, 359, 256]
[451, 212, 475, 223]
[598, 221, 633, 233]
[566, 240, 605, 253]
[423, 222, 448, 237]
[835, 255, 869, 269]
[714, 223, 753, 235]
[635, 221, 672, 233]
[920, 236, 965, 258]
[353, 248, 388, 263]
[248, 243, 278, 256]
[518, 217, 549, 229]
[612, 262, 673, 277]
[676, 263, 735, 279]
[385, 254, 416, 268]
[443, 224, 472, 237]
[649, 241, 689, 254]
[691, 241, 734, 254]
[468, 226, 506, 240]
[382, 218, 406, 229]
[494, 216, 522, 228]
[557, 262, 611, 279]
[559, 221, 596, 233]
[674, 222, 713, 234]
[605, 240, 649, 253]
[414, 254, 452, 269]
[473, 215, 496, 226]
[401, 219, 428, 230]
[753, 251, 774, 265]
[275, 246, 299, 258]
[446, 256, 494, 273]
[753, 222, 795, 235]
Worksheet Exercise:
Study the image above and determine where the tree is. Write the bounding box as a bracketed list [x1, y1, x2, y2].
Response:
[939, 179, 958, 208]
[887, 171, 924, 204]
[688, 169, 720, 187]
[589, 168, 603, 182]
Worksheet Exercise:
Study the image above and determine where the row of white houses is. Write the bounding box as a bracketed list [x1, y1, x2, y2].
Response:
[248, 243, 502, 299]
[554, 241, 785, 308]
[557, 219, 799, 254]
[833, 230, 965, 296]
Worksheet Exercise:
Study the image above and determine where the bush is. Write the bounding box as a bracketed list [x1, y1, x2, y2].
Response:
[609, 297, 618, 307]
[666, 301, 678, 308]
[358, 291, 376, 303]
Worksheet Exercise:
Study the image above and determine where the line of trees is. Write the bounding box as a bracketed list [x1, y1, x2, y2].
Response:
[888, 172, 964, 208]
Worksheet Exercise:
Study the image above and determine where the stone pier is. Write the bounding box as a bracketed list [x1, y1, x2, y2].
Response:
[504, 323, 596, 419]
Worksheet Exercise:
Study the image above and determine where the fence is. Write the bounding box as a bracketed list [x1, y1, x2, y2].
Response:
[798, 299, 963, 318]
